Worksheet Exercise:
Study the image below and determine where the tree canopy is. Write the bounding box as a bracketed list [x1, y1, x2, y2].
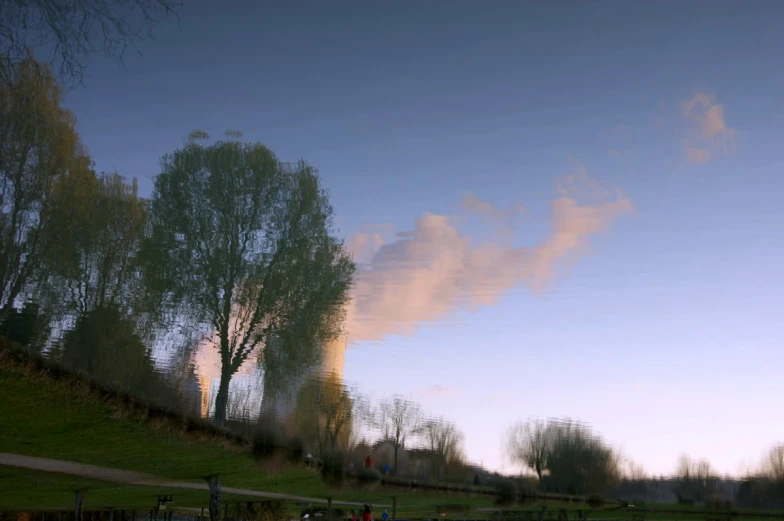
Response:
[145, 136, 354, 425]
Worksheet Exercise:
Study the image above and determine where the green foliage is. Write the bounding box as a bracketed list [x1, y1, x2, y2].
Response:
[542, 420, 620, 495]
[494, 479, 518, 507]
[144, 138, 355, 425]
[587, 494, 606, 507]
[0, 59, 86, 316]
[51, 304, 159, 396]
[40, 169, 147, 319]
[321, 447, 347, 490]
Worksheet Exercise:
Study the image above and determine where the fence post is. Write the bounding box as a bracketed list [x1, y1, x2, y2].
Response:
[391, 498, 397, 521]
[327, 497, 333, 521]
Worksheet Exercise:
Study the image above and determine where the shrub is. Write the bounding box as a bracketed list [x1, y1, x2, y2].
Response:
[321, 448, 346, 490]
[252, 425, 283, 460]
[587, 495, 606, 508]
[495, 479, 518, 507]
[353, 467, 382, 490]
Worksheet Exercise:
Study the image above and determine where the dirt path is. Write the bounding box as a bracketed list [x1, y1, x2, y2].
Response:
[0, 453, 387, 507]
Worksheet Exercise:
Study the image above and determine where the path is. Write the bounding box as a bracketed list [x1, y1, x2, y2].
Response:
[0, 453, 389, 508]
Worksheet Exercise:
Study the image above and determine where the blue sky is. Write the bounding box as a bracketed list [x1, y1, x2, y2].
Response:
[61, 0, 784, 476]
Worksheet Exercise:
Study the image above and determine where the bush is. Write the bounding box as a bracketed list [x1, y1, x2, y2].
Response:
[353, 467, 382, 490]
[252, 425, 283, 460]
[587, 495, 606, 508]
[321, 448, 346, 490]
[495, 479, 518, 507]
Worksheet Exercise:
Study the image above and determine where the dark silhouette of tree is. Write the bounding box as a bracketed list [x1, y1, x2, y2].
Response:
[0, 0, 182, 87]
[543, 419, 619, 495]
[0, 59, 87, 319]
[505, 419, 550, 484]
[674, 455, 717, 503]
[376, 396, 422, 476]
[144, 134, 354, 425]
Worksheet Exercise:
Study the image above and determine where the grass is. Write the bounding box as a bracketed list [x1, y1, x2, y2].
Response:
[2, 346, 784, 519]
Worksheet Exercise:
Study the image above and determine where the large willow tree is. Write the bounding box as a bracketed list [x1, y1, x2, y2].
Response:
[145, 134, 354, 425]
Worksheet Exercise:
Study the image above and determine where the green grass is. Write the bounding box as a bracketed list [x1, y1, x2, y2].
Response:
[0, 350, 496, 513]
[2, 350, 784, 519]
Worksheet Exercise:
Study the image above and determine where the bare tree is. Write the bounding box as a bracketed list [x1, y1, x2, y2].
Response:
[294, 374, 369, 455]
[420, 417, 465, 480]
[376, 396, 422, 476]
[675, 454, 716, 502]
[0, 0, 182, 87]
[505, 419, 550, 484]
[765, 444, 784, 481]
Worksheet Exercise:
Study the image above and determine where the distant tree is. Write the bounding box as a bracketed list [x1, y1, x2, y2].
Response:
[0, 59, 86, 319]
[675, 455, 716, 503]
[622, 457, 647, 481]
[0, 0, 182, 87]
[376, 396, 422, 476]
[294, 374, 366, 455]
[144, 135, 354, 425]
[765, 444, 784, 482]
[420, 417, 465, 480]
[505, 419, 550, 484]
[544, 419, 619, 495]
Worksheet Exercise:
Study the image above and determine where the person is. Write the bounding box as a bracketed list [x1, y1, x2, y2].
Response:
[362, 505, 372, 521]
[381, 509, 389, 521]
[351, 512, 357, 521]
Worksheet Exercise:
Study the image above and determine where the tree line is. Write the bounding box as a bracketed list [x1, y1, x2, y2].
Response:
[505, 418, 784, 507]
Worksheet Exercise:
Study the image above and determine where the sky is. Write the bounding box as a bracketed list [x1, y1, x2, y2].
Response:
[59, 0, 784, 477]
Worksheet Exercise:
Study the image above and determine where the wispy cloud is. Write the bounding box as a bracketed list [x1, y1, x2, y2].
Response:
[461, 193, 525, 223]
[343, 166, 633, 344]
[681, 92, 736, 165]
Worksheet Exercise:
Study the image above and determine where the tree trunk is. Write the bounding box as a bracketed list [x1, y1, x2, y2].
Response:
[393, 444, 399, 476]
[214, 367, 231, 426]
[208, 475, 221, 521]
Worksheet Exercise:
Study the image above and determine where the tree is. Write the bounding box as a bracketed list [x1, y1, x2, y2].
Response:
[0, 0, 182, 87]
[0, 59, 86, 318]
[145, 134, 354, 425]
[765, 444, 784, 482]
[294, 374, 366, 455]
[544, 419, 619, 495]
[376, 396, 422, 476]
[40, 169, 147, 317]
[675, 455, 716, 503]
[505, 419, 550, 484]
[420, 417, 465, 480]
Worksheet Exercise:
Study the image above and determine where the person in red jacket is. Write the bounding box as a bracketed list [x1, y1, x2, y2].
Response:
[362, 505, 372, 521]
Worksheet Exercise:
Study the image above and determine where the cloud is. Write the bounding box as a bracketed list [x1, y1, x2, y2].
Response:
[343, 166, 633, 344]
[684, 144, 711, 165]
[681, 93, 736, 165]
[461, 193, 525, 223]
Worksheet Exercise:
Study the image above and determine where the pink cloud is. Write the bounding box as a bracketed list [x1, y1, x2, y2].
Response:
[343, 166, 633, 344]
